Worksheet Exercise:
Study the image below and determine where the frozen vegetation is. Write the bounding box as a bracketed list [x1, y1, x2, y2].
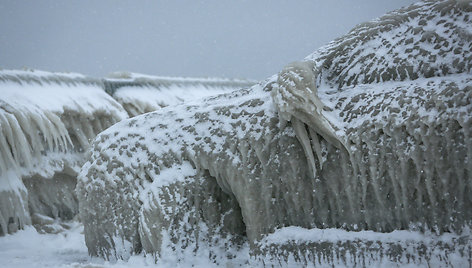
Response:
[1, 0, 471, 267]
[76, 0, 472, 266]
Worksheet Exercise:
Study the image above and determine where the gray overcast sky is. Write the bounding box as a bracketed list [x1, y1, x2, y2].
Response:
[0, 0, 416, 80]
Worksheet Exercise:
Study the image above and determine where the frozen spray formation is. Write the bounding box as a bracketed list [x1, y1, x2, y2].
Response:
[0, 69, 128, 235]
[77, 0, 472, 265]
[0, 69, 251, 236]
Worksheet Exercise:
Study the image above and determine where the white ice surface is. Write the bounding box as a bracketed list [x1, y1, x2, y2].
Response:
[1, 223, 467, 268]
[0, 223, 90, 268]
[0, 223, 249, 268]
[261, 225, 468, 245]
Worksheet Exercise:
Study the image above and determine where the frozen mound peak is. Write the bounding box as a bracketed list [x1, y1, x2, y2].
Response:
[0, 69, 128, 235]
[77, 0, 471, 265]
[104, 71, 256, 117]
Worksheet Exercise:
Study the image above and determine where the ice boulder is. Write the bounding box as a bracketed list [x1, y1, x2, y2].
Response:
[77, 0, 472, 265]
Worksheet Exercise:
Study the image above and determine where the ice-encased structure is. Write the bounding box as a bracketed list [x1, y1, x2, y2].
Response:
[104, 71, 256, 117]
[0, 69, 128, 235]
[0, 69, 248, 236]
[77, 0, 472, 265]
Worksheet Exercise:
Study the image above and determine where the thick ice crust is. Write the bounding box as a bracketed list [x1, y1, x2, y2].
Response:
[0, 68, 251, 236]
[78, 76, 472, 262]
[77, 0, 472, 264]
[0, 69, 128, 235]
[255, 227, 472, 267]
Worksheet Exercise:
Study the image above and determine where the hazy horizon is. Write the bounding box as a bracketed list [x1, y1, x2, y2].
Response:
[0, 0, 416, 80]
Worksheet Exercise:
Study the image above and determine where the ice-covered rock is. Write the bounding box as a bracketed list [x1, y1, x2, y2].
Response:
[77, 0, 471, 265]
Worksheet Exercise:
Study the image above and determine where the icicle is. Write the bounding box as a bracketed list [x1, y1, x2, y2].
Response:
[73, 121, 90, 150]
[0, 125, 16, 173]
[92, 117, 104, 136]
[12, 110, 40, 153]
[29, 112, 54, 150]
[43, 110, 71, 151]
[5, 112, 33, 168]
[308, 127, 323, 169]
[81, 119, 96, 145]
[292, 118, 317, 178]
[0, 112, 18, 160]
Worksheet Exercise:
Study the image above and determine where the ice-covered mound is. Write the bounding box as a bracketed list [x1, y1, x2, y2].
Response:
[0, 69, 128, 235]
[77, 0, 471, 265]
[104, 71, 255, 117]
[0, 69, 249, 236]
[77, 82, 287, 260]
[272, 0, 472, 232]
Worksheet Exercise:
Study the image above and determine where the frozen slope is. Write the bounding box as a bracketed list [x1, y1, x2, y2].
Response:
[77, 0, 472, 266]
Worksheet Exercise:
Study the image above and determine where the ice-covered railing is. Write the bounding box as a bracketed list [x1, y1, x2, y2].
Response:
[104, 71, 256, 117]
[77, 0, 472, 266]
[0, 69, 128, 235]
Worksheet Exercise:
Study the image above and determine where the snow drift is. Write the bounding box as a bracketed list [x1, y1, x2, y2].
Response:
[77, 0, 472, 266]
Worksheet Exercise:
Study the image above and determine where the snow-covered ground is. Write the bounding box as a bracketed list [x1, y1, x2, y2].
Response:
[2, 223, 469, 267]
[0, 223, 91, 268]
[0, 222, 254, 268]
